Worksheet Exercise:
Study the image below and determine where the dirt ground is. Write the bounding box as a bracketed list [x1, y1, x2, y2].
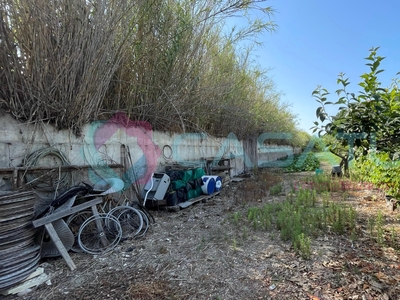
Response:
[5, 169, 400, 300]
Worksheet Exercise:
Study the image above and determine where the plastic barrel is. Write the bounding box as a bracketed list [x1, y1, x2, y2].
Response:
[201, 176, 216, 195]
[209, 176, 222, 192]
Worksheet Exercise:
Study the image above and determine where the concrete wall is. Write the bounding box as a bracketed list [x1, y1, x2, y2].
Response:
[0, 112, 296, 188]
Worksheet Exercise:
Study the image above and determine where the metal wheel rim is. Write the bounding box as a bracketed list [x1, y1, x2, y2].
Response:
[107, 206, 143, 238]
[77, 213, 122, 255]
[65, 210, 92, 253]
[135, 209, 149, 238]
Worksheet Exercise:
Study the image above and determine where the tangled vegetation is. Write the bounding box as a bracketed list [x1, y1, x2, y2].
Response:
[0, 0, 306, 143]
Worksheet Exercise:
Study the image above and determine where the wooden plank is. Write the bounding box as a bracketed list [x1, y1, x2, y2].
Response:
[12, 168, 18, 190]
[178, 191, 220, 209]
[211, 166, 231, 171]
[1, 268, 49, 296]
[231, 177, 245, 182]
[32, 198, 103, 228]
[25, 267, 44, 280]
[44, 223, 76, 271]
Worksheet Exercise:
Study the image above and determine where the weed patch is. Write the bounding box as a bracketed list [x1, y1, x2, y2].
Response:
[231, 174, 362, 259]
[269, 183, 282, 195]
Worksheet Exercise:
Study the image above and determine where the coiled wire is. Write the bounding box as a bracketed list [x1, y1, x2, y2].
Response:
[23, 147, 72, 192]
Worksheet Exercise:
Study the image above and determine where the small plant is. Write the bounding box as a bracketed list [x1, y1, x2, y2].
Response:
[269, 183, 282, 195]
[347, 207, 357, 231]
[376, 211, 385, 245]
[270, 232, 275, 240]
[324, 202, 351, 234]
[242, 226, 248, 240]
[368, 217, 375, 237]
[232, 212, 241, 226]
[247, 207, 260, 229]
[277, 204, 303, 242]
[321, 191, 330, 207]
[332, 209, 345, 234]
[342, 191, 349, 202]
[293, 233, 311, 259]
[262, 205, 274, 230]
[232, 238, 238, 251]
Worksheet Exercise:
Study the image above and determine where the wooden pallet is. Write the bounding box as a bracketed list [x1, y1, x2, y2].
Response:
[176, 191, 221, 209]
[146, 191, 221, 212]
[230, 177, 246, 182]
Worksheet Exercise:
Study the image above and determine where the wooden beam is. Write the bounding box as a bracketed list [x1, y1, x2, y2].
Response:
[44, 222, 76, 271]
[0, 164, 123, 175]
[32, 197, 104, 271]
[32, 198, 103, 228]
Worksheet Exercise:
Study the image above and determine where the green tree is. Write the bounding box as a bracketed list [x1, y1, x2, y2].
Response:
[312, 47, 400, 174]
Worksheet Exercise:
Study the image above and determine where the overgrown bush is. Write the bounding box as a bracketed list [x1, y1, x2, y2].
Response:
[352, 152, 400, 197]
[285, 152, 320, 172]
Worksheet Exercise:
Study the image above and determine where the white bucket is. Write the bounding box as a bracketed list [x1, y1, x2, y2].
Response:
[208, 176, 222, 192]
[201, 176, 216, 195]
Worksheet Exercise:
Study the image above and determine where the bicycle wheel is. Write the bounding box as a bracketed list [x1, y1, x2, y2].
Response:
[65, 210, 92, 252]
[77, 213, 122, 255]
[136, 209, 149, 238]
[107, 206, 143, 239]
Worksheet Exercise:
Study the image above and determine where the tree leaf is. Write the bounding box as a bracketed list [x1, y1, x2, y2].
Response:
[316, 107, 323, 118]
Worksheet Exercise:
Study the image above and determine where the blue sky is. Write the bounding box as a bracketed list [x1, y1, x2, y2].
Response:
[239, 0, 400, 134]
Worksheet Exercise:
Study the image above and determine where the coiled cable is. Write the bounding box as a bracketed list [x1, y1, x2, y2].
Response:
[23, 147, 72, 192]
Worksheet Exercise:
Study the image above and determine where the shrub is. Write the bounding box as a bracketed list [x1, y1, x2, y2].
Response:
[353, 152, 400, 197]
[285, 152, 320, 172]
